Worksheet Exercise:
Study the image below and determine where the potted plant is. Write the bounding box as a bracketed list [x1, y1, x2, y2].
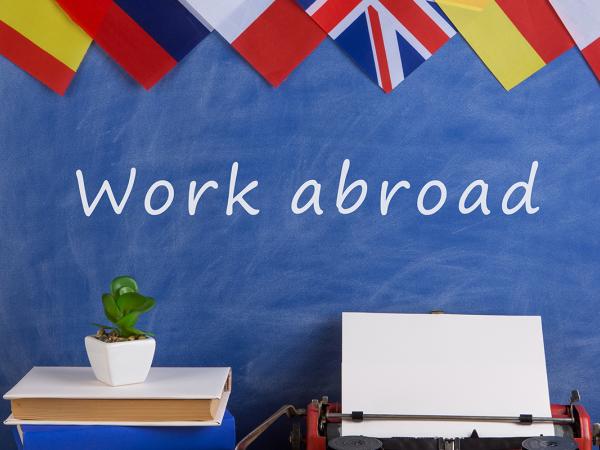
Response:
[85, 276, 156, 386]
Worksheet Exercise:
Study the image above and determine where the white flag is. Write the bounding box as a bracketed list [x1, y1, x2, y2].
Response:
[550, 0, 600, 80]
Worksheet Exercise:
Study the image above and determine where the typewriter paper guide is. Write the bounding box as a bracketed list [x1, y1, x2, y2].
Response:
[342, 313, 554, 438]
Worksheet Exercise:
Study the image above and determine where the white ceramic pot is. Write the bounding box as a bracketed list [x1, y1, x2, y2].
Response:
[85, 336, 156, 387]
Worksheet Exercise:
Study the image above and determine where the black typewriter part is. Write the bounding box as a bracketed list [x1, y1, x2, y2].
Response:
[234, 404, 306, 450]
[594, 424, 600, 448]
[319, 396, 331, 437]
[319, 410, 576, 450]
[569, 391, 582, 440]
[377, 437, 579, 450]
[521, 437, 578, 450]
[329, 436, 384, 450]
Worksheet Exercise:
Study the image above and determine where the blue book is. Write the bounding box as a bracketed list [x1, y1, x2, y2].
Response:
[12, 411, 235, 450]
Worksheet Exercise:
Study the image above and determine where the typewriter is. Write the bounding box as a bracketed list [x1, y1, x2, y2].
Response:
[235, 391, 600, 450]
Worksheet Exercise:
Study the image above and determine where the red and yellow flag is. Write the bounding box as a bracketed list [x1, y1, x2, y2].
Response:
[0, 0, 92, 95]
[437, 0, 574, 90]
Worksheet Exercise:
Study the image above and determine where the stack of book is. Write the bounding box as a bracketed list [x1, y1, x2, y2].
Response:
[3, 367, 235, 450]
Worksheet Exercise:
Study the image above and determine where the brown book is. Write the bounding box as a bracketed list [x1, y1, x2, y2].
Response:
[4, 367, 232, 424]
[11, 398, 221, 422]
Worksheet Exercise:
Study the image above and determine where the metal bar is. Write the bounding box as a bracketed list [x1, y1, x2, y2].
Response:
[235, 405, 306, 450]
[327, 413, 574, 424]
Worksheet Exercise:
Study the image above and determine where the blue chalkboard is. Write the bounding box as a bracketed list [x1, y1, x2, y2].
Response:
[1, 32, 600, 450]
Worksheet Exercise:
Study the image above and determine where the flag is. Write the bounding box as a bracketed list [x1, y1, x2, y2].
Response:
[56, 0, 212, 89]
[0, 0, 91, 95]
[179, 0, 326, 87]
[549, 0, 600, 81]
[436, 0, 574, 90]
[296, 0, 455, 93]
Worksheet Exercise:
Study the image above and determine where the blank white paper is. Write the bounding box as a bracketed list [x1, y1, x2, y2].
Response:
[342, 313, 554, 438]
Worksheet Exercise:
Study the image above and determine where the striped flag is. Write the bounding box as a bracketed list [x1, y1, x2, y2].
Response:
[549, 0, 600, 81]
[436, 0, 574, 90]
[56, 0, 212, 89]
[0, 0, 91, 95]
[179, 0, 326, 87]
[296, 0, 456, 93]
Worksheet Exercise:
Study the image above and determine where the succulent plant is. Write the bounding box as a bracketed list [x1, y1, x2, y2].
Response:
[94, 276, 155, 338]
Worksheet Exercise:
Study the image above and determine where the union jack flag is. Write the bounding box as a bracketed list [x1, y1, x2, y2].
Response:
[297, 0, 455, 92]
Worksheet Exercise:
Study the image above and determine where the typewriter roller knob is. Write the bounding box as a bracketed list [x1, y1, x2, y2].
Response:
[328, 436, 383, 450]
[522, 436, 578, 450]
[593, 423, 600, 447]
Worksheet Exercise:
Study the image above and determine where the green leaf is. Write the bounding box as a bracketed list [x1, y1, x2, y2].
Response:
[111, 276, 139, 299]
[102, 293, 122, 323]
[116, 311, 141, 330]
[116, 327, 135, 338]
[116, 323, 154, 338]
[118, 325, 147, 338]
[116, 292, 155, 315]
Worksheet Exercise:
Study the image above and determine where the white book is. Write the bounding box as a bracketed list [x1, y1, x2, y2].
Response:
[4, 366, 231, 426]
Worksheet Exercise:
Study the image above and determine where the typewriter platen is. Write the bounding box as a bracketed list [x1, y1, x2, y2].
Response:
[235, 391, 600, 450]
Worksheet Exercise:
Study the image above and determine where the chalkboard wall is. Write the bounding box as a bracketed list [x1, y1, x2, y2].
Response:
[1, 33, 599, 449]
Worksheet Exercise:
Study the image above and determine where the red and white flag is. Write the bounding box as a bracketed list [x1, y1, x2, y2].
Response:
[181, 0, 326, 86]
[549, 0, 600, 80]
